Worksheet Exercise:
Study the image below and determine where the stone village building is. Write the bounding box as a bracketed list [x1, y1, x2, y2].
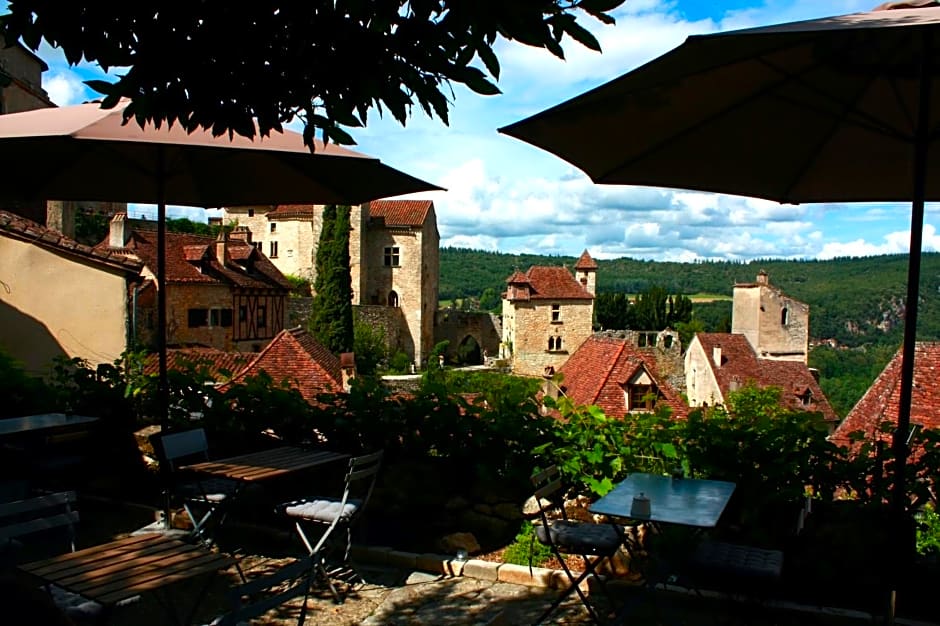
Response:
[685, 271, 837, 427]
[220, 200, 439, 366]
[98, 214, 291, 353]
[501, 250, 597, 377]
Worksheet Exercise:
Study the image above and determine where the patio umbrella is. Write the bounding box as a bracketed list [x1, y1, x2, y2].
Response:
[501, 2, 940, 519]
[0, 100, 440, 429]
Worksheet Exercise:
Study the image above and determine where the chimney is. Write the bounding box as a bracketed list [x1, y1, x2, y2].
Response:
[108, 212, 130, 248]
[229, 225, 252, 243]
[712, 345, 722, 367]
[340, 352, 357, 392]
[215, 229, 228, 265]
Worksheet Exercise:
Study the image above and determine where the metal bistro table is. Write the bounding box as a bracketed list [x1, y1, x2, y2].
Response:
[590, 473, 736, 528]
[19, 533, 235, 625]
[0, 413, 99, 437]
[589, 474, 737, 624]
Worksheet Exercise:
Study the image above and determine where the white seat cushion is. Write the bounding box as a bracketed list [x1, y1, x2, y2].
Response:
[283, 498, 361, 523]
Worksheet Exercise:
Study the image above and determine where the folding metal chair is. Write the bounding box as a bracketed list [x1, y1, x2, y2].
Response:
[531, 465, 622, 625]
[152, 428, 239, 545]
[275, 450, 383, 603]
[214, 556, 317, 626]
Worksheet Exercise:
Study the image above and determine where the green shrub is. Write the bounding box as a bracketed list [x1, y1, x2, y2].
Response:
[387, 351, 412, 374]
[502, 521, 553, 567]
[916, 503, 940, 557]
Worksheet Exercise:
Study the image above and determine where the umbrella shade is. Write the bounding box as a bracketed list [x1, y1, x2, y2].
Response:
[0, 101, 440, 206]
[501, 5, 940, 593]
[500, 6, 940, 204]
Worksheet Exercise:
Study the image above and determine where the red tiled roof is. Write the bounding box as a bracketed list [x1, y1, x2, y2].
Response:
[225, 327, 343, 404]
[521, 266, 593, 300]
[506, 271, 529, 284]
[267, 204, 317, 220]
[368, 200, 432, 227]
[99, 229, 290, 290]
[574, 249, 598, 270]
[0, 210, 142, 274]
[832, 342, 940, 447]
[695, 333, 838, 422]
[558, 335, 689, 420]
[143, 348, 253, 381]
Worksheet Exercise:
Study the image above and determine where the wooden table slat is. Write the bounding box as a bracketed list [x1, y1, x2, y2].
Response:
[182, 447, 348, 482]
[19, 533, 234, 607]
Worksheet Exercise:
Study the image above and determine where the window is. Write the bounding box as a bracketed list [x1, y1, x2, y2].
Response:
[270, 223, 277, 232]
[253, 242, 263, 252]
[247, 209, 255, 217]
[384, 246, 400, 267]
[388, 290, 399, 307]
[551, 304, 561, 323]
[210, 308, 233, 328]
[269, 241, 278, 258]
[628, 385, 658, 411]
[548, 336, 563, 351]
[781, 307, 789, 325]
[188, 308, 209, 328]
[256, 305, 267, 328]
[189, 308, 232, 328]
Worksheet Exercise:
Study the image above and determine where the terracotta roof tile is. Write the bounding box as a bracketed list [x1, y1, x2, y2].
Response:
[574, 249, 598, 270]
[0, 210, 142, 274]
[506, 271, 529, 284]
[224, 327, 343, 404]
[98, 229, 289, 290]
[368, 200, 432, 227]
[143, 348, 253, 381]
[832, 342, 940, 447]
[521, 266, 593, 300]
[558, 335, 689, 420]
[695, 333, 838, 422]
[267, 204, 318, 220]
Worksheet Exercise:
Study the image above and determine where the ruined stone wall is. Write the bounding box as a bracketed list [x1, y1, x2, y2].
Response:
[732, 283, 809, 362]
[434, 309, 502, 359]
[354, 304, 409, 361]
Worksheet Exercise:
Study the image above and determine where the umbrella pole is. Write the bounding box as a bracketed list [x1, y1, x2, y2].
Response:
[888, 31, 933, 624]
[156, 147, 171, 528]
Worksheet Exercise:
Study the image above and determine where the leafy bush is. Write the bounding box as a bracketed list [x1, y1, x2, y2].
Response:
[502, 521, 554, 567]
[386, 351, 413, 374]
[916, 503, 940, 557]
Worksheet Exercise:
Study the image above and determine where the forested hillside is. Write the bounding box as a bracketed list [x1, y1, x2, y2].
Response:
[440, 246, 940, 349]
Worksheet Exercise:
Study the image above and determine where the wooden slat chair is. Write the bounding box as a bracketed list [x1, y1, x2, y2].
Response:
[530, 466, 621, 625]
[0, 491, 78, 565]
[152, 428, 240, 545]
[275, 450, 383, 604]
[211, 556, 317, 626]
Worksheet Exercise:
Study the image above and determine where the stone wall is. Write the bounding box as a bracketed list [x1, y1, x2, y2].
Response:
[732, 278, 809, 362]
[507, 299, 594, 376]
[434, 309, 502, 360]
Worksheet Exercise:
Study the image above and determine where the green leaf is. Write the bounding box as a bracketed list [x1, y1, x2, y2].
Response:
[460, 67, 501, 96]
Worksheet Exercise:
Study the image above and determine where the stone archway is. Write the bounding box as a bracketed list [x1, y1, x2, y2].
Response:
[455, 334, 483, 365]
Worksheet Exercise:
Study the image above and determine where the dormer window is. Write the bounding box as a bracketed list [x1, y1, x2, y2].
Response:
[623, 368, 660, 412]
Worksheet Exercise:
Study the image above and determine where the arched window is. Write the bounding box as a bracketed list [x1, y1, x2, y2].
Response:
[781, 307, 789, 325]
[388, 290, 399, 307]
[547, 337, 555, 351]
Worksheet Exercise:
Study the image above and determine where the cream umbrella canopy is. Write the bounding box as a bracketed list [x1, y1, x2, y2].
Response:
[0, 100, 440, 427]
[502, 3, 940, 526]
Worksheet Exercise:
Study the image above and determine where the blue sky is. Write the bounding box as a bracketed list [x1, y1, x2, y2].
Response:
[17, 0, 940, 261]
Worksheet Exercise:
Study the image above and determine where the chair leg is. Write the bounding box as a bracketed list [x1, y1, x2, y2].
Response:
[535, 556, 609, 626]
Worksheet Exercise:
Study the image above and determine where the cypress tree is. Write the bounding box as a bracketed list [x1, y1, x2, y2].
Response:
[309, 204, 354, 353]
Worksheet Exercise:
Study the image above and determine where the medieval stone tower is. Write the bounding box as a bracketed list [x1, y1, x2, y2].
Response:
[731, 270, 809, 363]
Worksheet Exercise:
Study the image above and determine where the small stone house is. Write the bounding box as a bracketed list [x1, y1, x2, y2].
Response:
[501, 250, 597, 377]
[554, 333, 689, 420]
[98, 213, 290, 352]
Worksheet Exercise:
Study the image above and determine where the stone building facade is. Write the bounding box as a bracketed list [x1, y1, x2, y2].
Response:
[501, 250, 597, 377]
[731, 270, 809, 362]
[221, 200, 438, 366]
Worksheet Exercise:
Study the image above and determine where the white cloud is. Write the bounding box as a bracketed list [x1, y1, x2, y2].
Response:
[43, 72, 87, 106]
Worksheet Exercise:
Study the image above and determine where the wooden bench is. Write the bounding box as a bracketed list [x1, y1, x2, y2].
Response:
[0, 491, 79, 563]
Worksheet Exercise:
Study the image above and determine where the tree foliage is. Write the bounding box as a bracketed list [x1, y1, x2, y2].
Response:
[0, 1, 624, 147]
[309, 205, 354, 353]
